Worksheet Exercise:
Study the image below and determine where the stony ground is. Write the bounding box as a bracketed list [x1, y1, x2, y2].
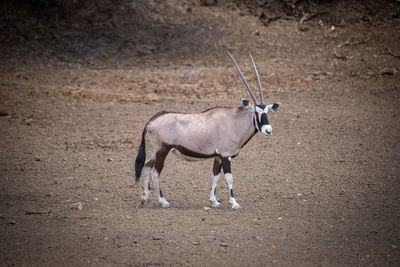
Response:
[0, 1, 399, 266]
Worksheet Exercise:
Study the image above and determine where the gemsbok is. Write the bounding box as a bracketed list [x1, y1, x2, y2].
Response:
[135, 51, 282, 209]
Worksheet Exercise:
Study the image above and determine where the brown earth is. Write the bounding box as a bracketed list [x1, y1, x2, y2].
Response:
[1, 1, 400, 266]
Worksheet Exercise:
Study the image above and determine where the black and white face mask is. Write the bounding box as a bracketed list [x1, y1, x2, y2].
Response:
[253, 102, 281, 136]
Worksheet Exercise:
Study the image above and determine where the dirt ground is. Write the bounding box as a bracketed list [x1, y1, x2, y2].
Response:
[1, 0, 400, 266]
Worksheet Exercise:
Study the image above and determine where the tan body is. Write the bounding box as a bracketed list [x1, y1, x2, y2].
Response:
[146, 107, 256, 158]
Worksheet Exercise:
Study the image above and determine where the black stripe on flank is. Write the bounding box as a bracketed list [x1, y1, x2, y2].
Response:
[171, 144, 218, 159]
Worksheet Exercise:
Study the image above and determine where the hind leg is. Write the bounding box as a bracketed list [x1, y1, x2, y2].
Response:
[152, 145, 171, 208]
[141, 155, 155, 205]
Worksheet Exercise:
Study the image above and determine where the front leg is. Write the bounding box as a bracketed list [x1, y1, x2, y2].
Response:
[210, 158, 223, 207]
[221, 157, 241, 210]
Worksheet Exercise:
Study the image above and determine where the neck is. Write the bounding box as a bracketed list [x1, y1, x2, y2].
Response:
[235, 107, 258, 149]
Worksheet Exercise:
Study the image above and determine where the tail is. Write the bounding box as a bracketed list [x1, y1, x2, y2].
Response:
[135, 127, 147, 182]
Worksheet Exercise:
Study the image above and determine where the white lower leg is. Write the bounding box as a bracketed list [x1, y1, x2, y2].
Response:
[225, 173, 241, 209]
[209, 174, 222, 207]
[151, 169, 170, 208]
[141, 166, 151, 203]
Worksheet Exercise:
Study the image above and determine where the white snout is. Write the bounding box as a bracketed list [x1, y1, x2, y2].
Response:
[261, 125, 272, 136]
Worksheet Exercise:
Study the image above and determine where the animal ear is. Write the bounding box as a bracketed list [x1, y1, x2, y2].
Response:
[240, 98, 250, 108]
[268, 102, 282, 112]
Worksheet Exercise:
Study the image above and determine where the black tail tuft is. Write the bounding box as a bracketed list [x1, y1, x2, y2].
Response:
[135, 128, 147, 182]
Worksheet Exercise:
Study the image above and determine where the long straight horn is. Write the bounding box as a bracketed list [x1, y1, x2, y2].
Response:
[249, 52, 264, 105]
[227, 50, 258, 105]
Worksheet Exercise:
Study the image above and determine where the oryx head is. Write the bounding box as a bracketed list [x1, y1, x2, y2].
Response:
[228, 51, 282, 136]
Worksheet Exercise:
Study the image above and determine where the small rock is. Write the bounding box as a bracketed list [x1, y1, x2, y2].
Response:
[193, 241, 200, 245]
[153, 236, 163, 240]
[107, 158, 113, 162]
[203, 207, 211, 211]
[298, 26, 309, 32]
[8, 220, 16, 224]
[220, 242, 228, 247]
[200, 0, 218, 6]
[0, 111, 9, 117]
[381, 68, 394, 76]
[35, 156, 42, 161]
[70, 202, 83, 210]
[25, 118, 33, 126]
[25, 210, 51, 215]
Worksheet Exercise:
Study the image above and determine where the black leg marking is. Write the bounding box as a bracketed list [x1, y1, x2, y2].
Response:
[159, 188, 163, 198]
[230, 189, 234, 198]
[154, 145, 170, 174]
[148, 183, 151, 191]
[213, 158, 222, 176]
[145, 158, 155, 168]
[221, 157, 231, 174]
[213, 187, 217, 196]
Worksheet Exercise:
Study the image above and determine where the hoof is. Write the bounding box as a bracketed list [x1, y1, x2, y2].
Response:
[161, 202, 171, 208]
[159, 198, 171, 208]
[231, 203, 242, 210]
[141, 192, 150, 204]
[211, 201, 223, 208]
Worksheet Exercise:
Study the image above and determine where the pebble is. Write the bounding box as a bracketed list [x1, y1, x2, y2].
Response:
[70, 202, 83, 210]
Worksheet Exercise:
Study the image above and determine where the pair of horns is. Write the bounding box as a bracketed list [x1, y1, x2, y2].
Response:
[227, 51, 265, 105]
